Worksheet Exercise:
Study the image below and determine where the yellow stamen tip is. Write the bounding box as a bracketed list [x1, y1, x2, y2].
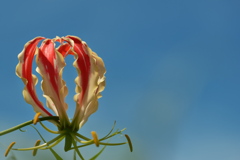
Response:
[5, 142, 16, 157]
[91, 131, 99, 147]
[32, 140, 41, 156]
[125, 134, 133, 152]
[33, 112, 42, 125]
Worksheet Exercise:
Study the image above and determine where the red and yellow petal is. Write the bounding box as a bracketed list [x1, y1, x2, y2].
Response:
[16, 37, 53, 117]
[63, 36, 106, 130]
[36, 39, 70, 127]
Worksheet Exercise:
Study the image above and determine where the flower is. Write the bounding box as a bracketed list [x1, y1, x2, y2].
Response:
[4, 35, 132, 158]
[16, 35, 106, 131]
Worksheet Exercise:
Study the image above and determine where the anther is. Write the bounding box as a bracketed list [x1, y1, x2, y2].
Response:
[91, 131, 99, 147]
[33, 112, 41, 125]
[32, 140, 41, 156]
[125, 134, 133, 152]
[4, 142, 16, 157]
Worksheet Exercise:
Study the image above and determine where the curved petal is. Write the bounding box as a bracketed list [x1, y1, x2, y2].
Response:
[36, 39, 70, 128]
[16, 37, 53, 117]
[57, 43, 74, 57]
[64, 36, 106, 130]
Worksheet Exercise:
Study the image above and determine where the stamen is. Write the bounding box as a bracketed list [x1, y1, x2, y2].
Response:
[99, 142, 127, 146]
[5, 142, 16, 157]
[32, 140, 41, 156]
[75, 132, 91, 141]
[100, 128, 126, 141]
[91, 131, 99, 147]
[71, 133, 92, 144]
[39, 121, 61, 134]
[33, 112, 42, 125]
[13, 133, 65, 151]
[40, 135, 65, 150]
[102, 121, 116, 139]
[125, 134, 133, 152]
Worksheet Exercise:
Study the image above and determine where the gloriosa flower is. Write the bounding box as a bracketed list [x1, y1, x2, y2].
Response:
[3, 35, 133, 158]
[16, 35, 105, 131]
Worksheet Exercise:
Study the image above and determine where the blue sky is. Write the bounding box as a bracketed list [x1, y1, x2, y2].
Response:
[0, 0, 240, 159]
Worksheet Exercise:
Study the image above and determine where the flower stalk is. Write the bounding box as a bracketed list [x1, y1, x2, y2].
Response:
[0, 116, 59, 136]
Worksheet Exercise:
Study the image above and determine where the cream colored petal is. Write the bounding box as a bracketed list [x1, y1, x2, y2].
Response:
[63, 36, 106, 130]
[79, 97, 98, 127]
[78, 48, 106, 128]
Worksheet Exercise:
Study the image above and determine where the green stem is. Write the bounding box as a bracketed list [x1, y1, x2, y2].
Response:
[72, 137, 85, 160]
[0, 116, 59, 136]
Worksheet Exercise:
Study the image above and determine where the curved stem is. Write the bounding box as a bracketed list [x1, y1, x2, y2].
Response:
[0, 116, 59, 136]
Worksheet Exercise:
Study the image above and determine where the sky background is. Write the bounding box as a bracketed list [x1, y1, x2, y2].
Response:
[0, 0, 240, 160]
